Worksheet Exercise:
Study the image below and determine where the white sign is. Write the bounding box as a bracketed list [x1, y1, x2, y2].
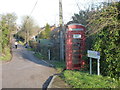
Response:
[73, 34, 81, 39]
[87, 50, 100, 75]
[87, 50, 100, 59]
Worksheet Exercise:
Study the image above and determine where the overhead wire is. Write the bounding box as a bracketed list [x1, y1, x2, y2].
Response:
[74, 0, 101, 38]
[29, 0, 38, 16]
[74, 0, 90, 24]
[26, 0, 38, 22]
[24, 0, 38, 44]
[75, 0, 81, 11]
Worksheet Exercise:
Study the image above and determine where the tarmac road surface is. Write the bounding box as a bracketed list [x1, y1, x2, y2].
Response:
[2, 44, 56, 88]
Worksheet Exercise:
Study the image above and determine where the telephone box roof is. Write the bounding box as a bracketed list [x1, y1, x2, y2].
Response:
[68, 23, 85, 27]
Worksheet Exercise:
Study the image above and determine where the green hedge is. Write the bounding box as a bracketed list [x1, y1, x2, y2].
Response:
[87, 2, 120, 79]
[0, 20, 12, 61]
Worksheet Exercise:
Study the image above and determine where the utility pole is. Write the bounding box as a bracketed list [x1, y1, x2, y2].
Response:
[59, 0, 64, 61]
[25, 16, 29, 45]
[24, 22, 27, 44]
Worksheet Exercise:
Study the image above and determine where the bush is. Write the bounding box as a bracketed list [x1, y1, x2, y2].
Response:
[0, 20, 12, 61]
[0, 46, 11, 61]
[87, 2, 120, 79]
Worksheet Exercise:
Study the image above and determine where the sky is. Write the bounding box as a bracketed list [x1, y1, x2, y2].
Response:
[0, 0, 110, 27]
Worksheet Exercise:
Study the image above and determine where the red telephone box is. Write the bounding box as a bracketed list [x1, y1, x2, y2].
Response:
[65, 23, 86, 70]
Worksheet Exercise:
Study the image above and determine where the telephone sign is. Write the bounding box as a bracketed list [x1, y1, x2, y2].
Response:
[73, 34, 81, 39]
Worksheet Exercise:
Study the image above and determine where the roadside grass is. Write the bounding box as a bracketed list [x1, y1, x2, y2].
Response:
[63, 70, 118, 88]
[33, 51, 119, 88]
[34, 52, 48, 60]
[49, 61, 66, 73]
[0, 46, 11, 61]
[51, 61, 119, 88]
[27, 48, 34, 51]
[33, 52, 65, 72]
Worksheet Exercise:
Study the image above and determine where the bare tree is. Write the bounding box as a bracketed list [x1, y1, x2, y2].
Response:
[18, 16, 40, 43]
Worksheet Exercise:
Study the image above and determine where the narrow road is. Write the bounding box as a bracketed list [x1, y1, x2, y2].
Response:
[2, 44, 56, 88]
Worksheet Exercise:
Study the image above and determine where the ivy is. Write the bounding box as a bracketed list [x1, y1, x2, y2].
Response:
[87, 2, 120, 79]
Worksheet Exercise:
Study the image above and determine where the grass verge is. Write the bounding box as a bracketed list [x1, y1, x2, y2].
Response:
[51, 61, 119, 88]
[63, 70, 119, 88]
[0, 46, 12, 61]
[34, 52, 48, 60]
[49, 61, 66, 73]
[33, 52, 119, 88]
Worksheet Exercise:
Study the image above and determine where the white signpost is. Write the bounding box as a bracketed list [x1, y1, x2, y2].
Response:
[87, 50, 100, 75]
